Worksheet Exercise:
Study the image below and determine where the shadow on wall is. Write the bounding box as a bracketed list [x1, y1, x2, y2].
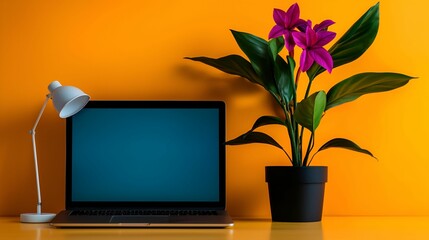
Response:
[176, 63, 281, 113]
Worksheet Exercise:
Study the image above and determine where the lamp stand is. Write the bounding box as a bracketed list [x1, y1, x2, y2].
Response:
[20, 95, 56, 223]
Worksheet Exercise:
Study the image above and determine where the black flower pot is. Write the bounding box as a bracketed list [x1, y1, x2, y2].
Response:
[265, 166, 328, 222]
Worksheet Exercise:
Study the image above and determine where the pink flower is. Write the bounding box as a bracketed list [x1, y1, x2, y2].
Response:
[268, 3, 307, 56]
[292, 20, 336, 73]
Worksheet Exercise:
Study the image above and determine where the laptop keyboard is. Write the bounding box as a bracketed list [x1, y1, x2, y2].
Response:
[70, 209, 218, 216]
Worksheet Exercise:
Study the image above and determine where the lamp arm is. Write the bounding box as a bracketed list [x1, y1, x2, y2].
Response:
[30, 94, 51, 215]
[31, 94, 51, 133]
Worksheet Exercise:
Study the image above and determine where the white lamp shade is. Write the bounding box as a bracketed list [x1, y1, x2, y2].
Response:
[48, 81, 90, 118]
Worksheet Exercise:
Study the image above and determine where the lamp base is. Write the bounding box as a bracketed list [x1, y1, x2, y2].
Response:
[20, 213, 56, 223]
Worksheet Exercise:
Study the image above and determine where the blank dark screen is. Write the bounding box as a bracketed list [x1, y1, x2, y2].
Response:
[70, 108, 220, 202]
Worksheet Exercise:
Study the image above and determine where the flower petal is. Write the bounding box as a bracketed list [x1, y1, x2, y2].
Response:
[300, 50, 314, 72]
[285, 3, 300, 26]
[284, 31, 296, 52]
[314, 20, 335, 32]
[273, 8, 286, 26]
[295, 19, 308, 32]
[309, 48, 334, 73]
[305, 25, 317, 46]
[269, 25, 286, 39]
[292, 31, 307, 49]
[314, 31, 336, 47]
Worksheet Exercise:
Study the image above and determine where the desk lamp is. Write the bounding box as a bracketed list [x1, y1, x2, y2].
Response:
[20, 81, 90, 223]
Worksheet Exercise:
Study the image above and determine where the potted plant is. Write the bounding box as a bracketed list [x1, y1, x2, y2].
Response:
[186, 2, 414, 222]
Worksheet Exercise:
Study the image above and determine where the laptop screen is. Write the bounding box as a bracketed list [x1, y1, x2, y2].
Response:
[66, 101, 226, 209]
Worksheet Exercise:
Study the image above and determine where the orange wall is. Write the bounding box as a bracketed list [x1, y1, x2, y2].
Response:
[0, 0, 428, 218]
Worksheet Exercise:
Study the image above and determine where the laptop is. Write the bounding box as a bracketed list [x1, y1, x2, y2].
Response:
[50, 100, 233, 227]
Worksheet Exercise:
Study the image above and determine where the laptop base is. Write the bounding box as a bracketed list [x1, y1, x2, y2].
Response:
[50, 210, 234, 228]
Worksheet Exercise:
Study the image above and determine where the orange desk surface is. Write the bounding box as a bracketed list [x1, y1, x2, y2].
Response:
[2, 216, 429, 240]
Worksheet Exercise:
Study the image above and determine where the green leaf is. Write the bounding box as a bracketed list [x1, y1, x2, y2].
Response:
[268, 37, 294, 104]
[274, 55, 295, 104]
[230, 30, 279, 96]
[295, 91, 327, 132]
[286, 56, 296, 80]
[268, 37, 284, 61]
[326, 72, 415, 110]
[231, 30, 270, 76]
[226, 131, 285, 152]
[307, 2, 380, 80]
[185, 55, 263, 86]
[316, 138, 376, 158]
[249, 116, 285, 131]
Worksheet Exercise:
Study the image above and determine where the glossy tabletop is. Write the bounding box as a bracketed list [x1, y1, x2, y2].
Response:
[2, 217, 429, 240]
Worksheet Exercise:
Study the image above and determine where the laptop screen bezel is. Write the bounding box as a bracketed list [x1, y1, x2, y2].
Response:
[65, 100, 226, 210]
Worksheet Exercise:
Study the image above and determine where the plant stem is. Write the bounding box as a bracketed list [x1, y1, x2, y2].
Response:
[303, 133, 315, 166]
[304, 78, 313, 100]
[268, 92, 295, 164]
[299, 76, 315, 163]
[295, 67, 301, 90]
[283, 103, 300, 166]
[293, 67, 302, 166]
[289, 49, 294, 59]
